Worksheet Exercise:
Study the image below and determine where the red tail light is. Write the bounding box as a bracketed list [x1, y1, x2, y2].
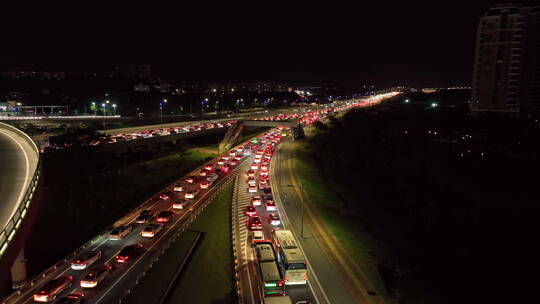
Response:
[278, 280, 284, 287]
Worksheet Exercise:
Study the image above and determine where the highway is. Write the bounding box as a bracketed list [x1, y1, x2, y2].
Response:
[2, 140, 254, 304]
[231, 130, 324, 304]
[1, 93, 398, 304]
[0, 124, 39, 236]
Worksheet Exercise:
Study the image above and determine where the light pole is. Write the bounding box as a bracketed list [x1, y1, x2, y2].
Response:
[160, 99, 167, 125]
[112, 104, 117, 116]
[101, 103, 106, 134]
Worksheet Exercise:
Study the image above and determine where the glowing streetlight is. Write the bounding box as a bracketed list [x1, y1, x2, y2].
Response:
[112, 104, 117, 116]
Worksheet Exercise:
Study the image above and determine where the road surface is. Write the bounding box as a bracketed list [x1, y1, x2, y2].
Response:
[0, 124, 39, 233]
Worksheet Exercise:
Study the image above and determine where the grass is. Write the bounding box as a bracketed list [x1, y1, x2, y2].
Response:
[165, 182, 234, 304]
[124, 231, 201, 304]
[25, 148, 217, 278]
[291, 141, 390, 297]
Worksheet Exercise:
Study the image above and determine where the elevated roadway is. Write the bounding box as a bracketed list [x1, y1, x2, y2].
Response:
[0, 122, 41, 289]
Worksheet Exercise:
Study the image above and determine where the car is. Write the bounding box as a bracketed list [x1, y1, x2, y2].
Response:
[254, 157, 261, 163]
[80, 265, 112, 288]
[259, 180, 269, 189]
[265, 201, 277, 211]
[200, 181, 212, 189]
[115, 244, 144, 263]
[245, 205, 257, 217]
[234, 155, 242, 161]
[248, 185, 258, 193]
[263, 187, 272, 196]
[159, 191, 174, 200]
[206, 173, 218, 183]
[33, 276, 73, 302]
[135, 210, 155, 223]
[248, 216, 263, 230]
[221, 155, 230, 161]
[108, 225, 133, 240]
[156, 210, 174, 223]
[252, 195, 262, 206]
[172, 199, 188, 209]
[71, 251, 101, 270]
[199, 169, 209, 176]
[229, 151, 236, 157]
[247, 169, 255, 177]
[247, 177, 257, 185]
[185, 189, 199, 199]
[261, 164, 269, 171]
[214, 168, 222, 175]
[229, 160, 238, 166]
[269, 213, 281, 226]
[55, 293, 84, 304]
[217, 158, 226, 165]
[250, 230, 265, 244]
[141, 223, 163, 238]
[251, 163, 259, 170]
[185, 176, 196, 184]
[260, 168, 269, 176]
[205, 164, 213, 171]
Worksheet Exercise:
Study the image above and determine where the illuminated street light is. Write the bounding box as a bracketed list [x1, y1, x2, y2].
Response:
[112, 104, 117, 116]
[431, 102, 438, 108]
[404, 99, 410, 103]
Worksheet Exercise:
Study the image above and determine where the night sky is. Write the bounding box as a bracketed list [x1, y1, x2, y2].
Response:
[0, 1, 517, 87]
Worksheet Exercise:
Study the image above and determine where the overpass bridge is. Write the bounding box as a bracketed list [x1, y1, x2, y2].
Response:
[218, 119, 303, 153]
[0, 123, 42, 290]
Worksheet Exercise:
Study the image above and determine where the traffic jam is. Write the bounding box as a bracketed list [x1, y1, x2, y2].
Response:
[28, 139, 262, 303]
[237, 129, 312, 304]
[21, 93, 395, 303]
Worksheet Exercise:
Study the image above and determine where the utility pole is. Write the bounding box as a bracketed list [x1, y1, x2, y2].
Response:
[300, 183, 305, 239]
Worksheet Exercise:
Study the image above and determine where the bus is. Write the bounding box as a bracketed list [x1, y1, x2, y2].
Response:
[254, 241, 285, 296]
[263, 295, 293, 304]
[272, 230, 308, 285]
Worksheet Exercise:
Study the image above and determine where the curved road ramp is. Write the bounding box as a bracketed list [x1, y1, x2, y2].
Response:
[0, 122, 41, 288]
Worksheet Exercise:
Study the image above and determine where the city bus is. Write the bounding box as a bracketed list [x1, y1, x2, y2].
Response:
[254, 241, 285, 296]
[263, 295, 293, 304]
[272, 230, 308, 285]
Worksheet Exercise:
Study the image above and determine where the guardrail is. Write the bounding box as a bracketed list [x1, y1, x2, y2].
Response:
[0, 122, 41, 261]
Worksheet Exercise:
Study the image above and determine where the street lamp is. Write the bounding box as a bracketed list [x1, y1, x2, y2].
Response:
[101, 103, 106, 116]
[112, 104, 117, 116]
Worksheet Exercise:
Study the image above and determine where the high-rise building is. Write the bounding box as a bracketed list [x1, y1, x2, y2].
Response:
[471, 4, 540, 114]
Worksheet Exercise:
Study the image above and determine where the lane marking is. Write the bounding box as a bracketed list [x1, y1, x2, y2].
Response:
[0, 129, 32, 228]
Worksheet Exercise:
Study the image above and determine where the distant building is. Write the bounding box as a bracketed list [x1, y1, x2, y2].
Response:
[471, 4, 540, 114]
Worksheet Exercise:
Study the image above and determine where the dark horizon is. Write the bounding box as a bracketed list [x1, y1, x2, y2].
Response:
[0, 1, 528, 87]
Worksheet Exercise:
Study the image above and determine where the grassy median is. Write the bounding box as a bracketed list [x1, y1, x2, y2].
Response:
[164, 181, 234, 304]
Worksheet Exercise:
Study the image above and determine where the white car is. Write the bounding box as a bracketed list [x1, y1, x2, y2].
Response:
[185, 190, 199, 199]
[247, 177, 257, 186]
[200, 181, 212, 189]
[254, 158, 261, 163]
[141, 224, 163, 238]
[173, 183, 183, 192]
[108, 225, 133, 240]
[172, 200, 188, 209]
[251, 163, 259, 170]
[248, 185, 258, 193]
[71, 251, 101, 270]
[250, 230, 265, 244]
